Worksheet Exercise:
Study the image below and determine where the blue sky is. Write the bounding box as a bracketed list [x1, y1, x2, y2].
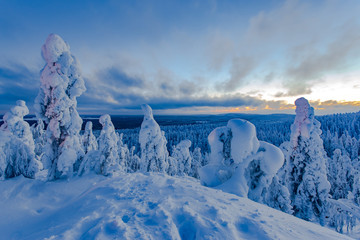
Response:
[0, 0, 360, 115]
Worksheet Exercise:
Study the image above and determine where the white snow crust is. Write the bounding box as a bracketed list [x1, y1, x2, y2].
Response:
[0, 173, 352, 240]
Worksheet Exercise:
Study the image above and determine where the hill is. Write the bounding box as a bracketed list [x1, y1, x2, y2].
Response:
[0, 173, 352, 239]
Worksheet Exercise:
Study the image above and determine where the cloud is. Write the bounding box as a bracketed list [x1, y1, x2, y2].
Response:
[218, 56, 255, 91]
[0, 63, 39, 112]
[242, 0, 360, 96]
[283, 26, 360, 96]
[96, 66, 145, 88]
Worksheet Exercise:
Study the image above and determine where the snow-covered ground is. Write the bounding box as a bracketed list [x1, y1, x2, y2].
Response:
[0, 173, 352, 240]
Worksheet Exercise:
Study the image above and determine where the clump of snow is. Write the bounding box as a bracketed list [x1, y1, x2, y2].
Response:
[41, 33, 70, 63]
[199, 119, 284, 200]
[139, 104, 169, 173]
[228, 119, 260, 163]
[34, 34, 86, 180]
[0, 173, 351, 240]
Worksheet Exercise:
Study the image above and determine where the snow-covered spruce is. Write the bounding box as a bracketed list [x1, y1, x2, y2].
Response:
[139, 104, 169, 173]
[34, 34, 86, 180]
[127, 146, 141, 173]
[117, 132, 131, 172]
[31, 119, 46, 157]
[199, 119, 287, 209]
[171, 139, 192, 176]
[190, 147, 203, 178]
[279, 97, 330, 225]
[80, 115, 124, 176]
[0, 100, 42, 179]
[81, 121, 98, 154]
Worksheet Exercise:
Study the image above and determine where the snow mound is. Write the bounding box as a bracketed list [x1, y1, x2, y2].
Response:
[0, 173, 352, 240]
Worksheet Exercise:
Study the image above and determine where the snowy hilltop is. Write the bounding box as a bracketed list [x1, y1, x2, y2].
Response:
[0, 173, 352, 240]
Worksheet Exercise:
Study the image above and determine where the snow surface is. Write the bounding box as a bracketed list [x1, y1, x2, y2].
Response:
[0, 173, 352, 240]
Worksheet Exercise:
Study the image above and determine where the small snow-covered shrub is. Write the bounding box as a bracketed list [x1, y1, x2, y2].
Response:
[0, 100, 42, 179]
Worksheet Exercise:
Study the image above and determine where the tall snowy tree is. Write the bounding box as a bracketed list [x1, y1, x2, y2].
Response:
[139, 104, 169, 173]
[0, 100, 42, 179]
[279, 97, 330, 225]
[34, 34, 86, 180]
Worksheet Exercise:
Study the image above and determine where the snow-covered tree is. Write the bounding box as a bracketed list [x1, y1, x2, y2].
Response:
[117, 132, 130, 172]
[97, 114, 123, 175]
[127, 146, 141, 173]
[34, 34, 86, 180]
[139, 104, 169, 173]
[199, 119, 285, 201]
[263, 176, 293, 214]
[279, 97, 330, 225]
[167, 156, 178, 176]
[327, 149, 353, 200]
[191, 147, 202, 178]
[0, 130, 10, 179]
[0, 100, 42, 179]
[171, 139, 192, 176]
[31, 119, 46, 156]
[81, 121, 98, 154]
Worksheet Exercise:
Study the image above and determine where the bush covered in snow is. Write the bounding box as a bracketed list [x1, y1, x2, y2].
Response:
[0, 101, 42, 179]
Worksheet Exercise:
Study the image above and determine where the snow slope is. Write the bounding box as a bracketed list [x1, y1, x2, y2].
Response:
[0, 173, 353, 240]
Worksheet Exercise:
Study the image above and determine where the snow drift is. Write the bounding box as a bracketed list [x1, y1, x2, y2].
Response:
[0, 173, 351, 240]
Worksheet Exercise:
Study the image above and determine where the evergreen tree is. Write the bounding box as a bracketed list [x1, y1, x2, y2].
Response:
[0, 100, 42, 179]
[280, 97, 330, 225]
[139, 104, 169, 173]
[97, 114, 123, 175]
[81, 121, 98, 154]
[171, 139, 192, 176]
[31, 119, 46, 156]
[34, 34, 86, 179]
